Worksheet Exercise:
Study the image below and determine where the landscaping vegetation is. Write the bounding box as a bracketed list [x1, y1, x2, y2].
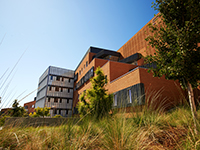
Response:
[0, 105, 200, 149]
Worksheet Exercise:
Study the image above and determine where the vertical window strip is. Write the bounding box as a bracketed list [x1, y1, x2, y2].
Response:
[114, 94, 117, 106]
[129, 89, 132, 103]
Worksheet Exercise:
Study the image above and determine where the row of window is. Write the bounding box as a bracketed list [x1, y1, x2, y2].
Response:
[53, 109, 69, 115]
[50, 75, 72, 82]
[47, 97, 71, 103]
[48, 86, 72, 93]
[79, 61, 88, 76]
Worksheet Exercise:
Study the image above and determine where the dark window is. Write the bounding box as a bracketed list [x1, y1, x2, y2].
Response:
[59, 109, 61, 114]
[68, 78, 70, 82]
[51, 75, 53, 80]
[56, 76, 60, 81]
[62, 77, 64, 81]
[68, 88, 70, 93]
[48, 98, 50, 102]
[61, 87, 63, 92]
[49, 86, 51, 91]
[24, 106, 28, 109]
[67, 99, 69, 103]
[54, 109, 57, 114]
[86, 61, 88, 67]
[55, 87, 59, 91]
[54, 98, 58, 103]
[60, 99, 62, 103]
[66, 109, 68, 115]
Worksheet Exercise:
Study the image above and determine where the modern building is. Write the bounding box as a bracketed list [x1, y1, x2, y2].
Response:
[35, 66, 74, 117]
[24, 97, 36, 114]
[34, 14, 199, 116]
[72, 15, 187, 113]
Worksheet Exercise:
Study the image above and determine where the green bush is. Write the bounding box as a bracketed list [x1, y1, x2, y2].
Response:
[53, 115, 63, 118]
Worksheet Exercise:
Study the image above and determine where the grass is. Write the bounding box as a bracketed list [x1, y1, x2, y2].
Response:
[0, 105, 200, 150]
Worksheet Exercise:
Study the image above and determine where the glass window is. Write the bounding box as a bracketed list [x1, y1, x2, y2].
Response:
[50, 75, 53, 80]
[55, 87, 59, 91]
[129, 89, 132, 103]
[114, 94, 117, 106]
[66, 109, 68, 115]
[56, 76, 60, 81]
[54, 98, 58, 103]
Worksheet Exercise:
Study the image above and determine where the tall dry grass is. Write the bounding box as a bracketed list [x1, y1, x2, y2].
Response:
[1, 89, 200, 149]
[0, 105, 200, 149]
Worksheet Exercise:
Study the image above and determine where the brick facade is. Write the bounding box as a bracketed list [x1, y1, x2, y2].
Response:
[72, 14, 189, 112]
[24, 100, 36, 114]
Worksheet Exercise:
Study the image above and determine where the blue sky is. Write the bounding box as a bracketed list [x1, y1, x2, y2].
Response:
[0, 0, 157, 107]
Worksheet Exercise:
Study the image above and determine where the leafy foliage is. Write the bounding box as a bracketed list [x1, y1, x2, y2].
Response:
[145, 0, 200, 89]
[77, 67, 113, 119]
[53, 114, 63, 118]
[29, 107, 50, 118]
[11, 99, 27, 117]
[29, 112, 39, 117]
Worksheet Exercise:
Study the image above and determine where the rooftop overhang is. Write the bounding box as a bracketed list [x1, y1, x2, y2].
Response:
[119, 53, 142, 64]
[93, 50, 121, 60]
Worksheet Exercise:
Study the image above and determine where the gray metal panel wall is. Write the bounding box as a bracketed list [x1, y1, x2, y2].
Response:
[35, 97, 45, 108]
[49, 66, 74, 78]
[113, 83, 145, 108]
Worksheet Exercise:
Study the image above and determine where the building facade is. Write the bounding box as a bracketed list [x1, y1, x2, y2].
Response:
[72, 15, 186, 112]
[35, 66, 74, 117]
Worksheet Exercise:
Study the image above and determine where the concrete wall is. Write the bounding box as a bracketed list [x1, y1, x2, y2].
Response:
[4, 117, 79, 127]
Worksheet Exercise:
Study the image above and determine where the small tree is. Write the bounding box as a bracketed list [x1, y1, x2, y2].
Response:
[77, 67, 113, 119]
[11, 99, 27, 117]
[31, 107, 50, 118]
[145, 0, 200, 133]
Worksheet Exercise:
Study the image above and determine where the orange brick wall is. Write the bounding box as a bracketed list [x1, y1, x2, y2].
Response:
[24, 100, 36, 114]
[108, 68, 141, 94]
[117, 14, 162, 59]
[139, 68, 185, 109]
[109, 61, 137, 82]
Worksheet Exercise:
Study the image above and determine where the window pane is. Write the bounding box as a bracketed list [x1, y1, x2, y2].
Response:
[129, 89, 132, 103]
[114, 94, 117, 106]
